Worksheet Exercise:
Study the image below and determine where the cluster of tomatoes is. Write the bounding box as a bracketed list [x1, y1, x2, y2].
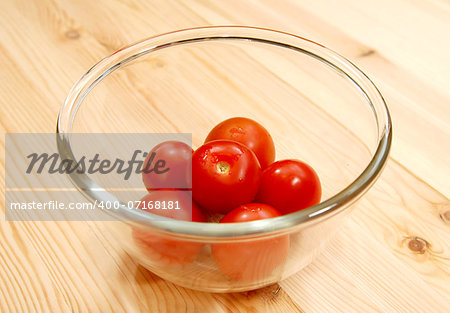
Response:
[133, 117, 321, 281]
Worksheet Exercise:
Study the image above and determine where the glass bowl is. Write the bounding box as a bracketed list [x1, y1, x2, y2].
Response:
[57, 26, 392, 292]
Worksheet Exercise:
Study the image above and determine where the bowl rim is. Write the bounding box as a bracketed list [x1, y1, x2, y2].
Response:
[57, 26, 392, 239]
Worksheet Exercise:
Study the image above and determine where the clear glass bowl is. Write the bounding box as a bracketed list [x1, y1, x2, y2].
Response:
[57, 26, 392, 292]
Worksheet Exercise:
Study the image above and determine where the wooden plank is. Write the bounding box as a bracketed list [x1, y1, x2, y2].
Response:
[355, 160, 450, 298]
[281, 158, 450, 312]
[0, 216, 304, 312]
[282, 217, 449, 313]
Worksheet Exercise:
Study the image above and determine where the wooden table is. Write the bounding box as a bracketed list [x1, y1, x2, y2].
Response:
[1, 1, 449, 312]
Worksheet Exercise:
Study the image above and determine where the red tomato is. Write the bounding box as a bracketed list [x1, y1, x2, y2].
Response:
[205, 117, 275, 169]
[256, 160, 321, 214]
[212, 203, 289, 281]
[191, 140, 262, 214]
[132, 190, 206, 266]
[142, 141, 193, 190]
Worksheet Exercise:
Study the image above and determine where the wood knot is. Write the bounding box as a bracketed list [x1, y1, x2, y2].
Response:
[440, 211, 450, 223]
[359, 49, 376, 58]
[407, 237, 429, 254]
[65, 29, 80, 40]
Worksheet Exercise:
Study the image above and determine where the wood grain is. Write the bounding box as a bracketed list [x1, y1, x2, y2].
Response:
[1, 0, 449, 312]
[281, 159, 450, 312]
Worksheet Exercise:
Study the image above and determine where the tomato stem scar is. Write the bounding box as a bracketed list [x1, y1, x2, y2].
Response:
[216, 161, 230, 174]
